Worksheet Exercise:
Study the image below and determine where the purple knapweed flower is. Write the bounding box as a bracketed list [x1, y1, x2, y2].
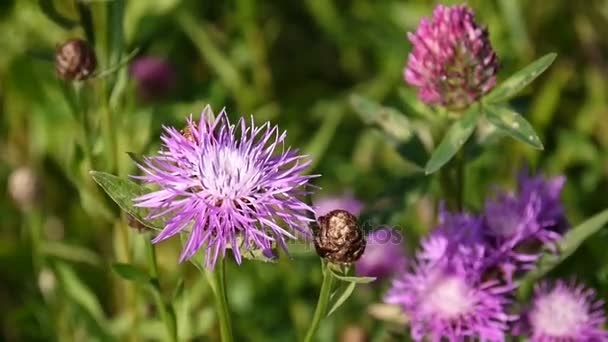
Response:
[405, 4, 499, 110]
[482, 171, 568, 281]
[133, 106, 316, 268]
[313, 193, 363, 217]
[515, 280, 607, 341]
[130, 56, 177, 101]
[385, 208, 513, 341]
[355, 227, 407, 279]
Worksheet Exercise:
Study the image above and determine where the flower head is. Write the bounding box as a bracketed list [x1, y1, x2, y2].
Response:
[130, 56, 177, 101]
[355, 227, 407, 279]
[314, 193, 363, 217]
[385, 208, 513, 341]
[516, 280, 607, 341]
[482, 172, 568, 281]
[133, 106, 315, 268]
[405, 4, 498, 109]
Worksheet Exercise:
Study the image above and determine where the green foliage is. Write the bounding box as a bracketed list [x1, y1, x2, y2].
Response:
[1, 1, 608, 341]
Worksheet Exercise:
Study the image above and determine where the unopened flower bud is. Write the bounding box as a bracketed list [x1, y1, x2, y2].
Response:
[8, 166, 41, 211]
[55, 39, 97, 81]
[313, 210, 366, 264]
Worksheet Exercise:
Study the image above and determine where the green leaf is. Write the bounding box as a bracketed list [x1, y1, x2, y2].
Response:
[425, 105, 480, 174]
[350, 94, 428, 168]
[327, 282, 356, 317]
[90, 171, 163, 231]
[55, 263, 106, 322]
[485, 53, 557, 103]
[523, 208, 608, 282]
[112, 263, 151, 283]
[485, 105, 543, 150]
[41, 241, 103, 266]
[327, 265, 376, 284]
[38, 0, 79, 30]
[350, 94, 413, 142]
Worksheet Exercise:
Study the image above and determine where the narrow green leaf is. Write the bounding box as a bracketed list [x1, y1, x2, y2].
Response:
[90, 171, 163, 231]
[41, 241, 103, 266]
[425, 106, 480, 174]
[327, 266, 376, 284]
[485, 53, 557, 103]
[350, 94, 412, 142]
[350, 94, 428, 168]
[55, 263, 106, 321]
[485, 105, 543, 150]
[525, 208, 608, 281]
[38, 0, 78, 29]
[327, 282, 356, 317]
[112, 263, 151, 283]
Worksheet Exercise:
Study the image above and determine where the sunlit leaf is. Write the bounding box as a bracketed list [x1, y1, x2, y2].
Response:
[485, 105, 543, 150]
[327, 282, 356, 317]
[350, 94, 428, 168]
[425, 105, 480, 174]
[90, 171, 163, 231]
[485, 53, 557, 103]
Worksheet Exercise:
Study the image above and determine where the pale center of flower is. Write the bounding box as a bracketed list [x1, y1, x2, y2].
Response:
[199, 146, 261, 200]
[422, 274, 474, 318]
[531, 291, 588, 337]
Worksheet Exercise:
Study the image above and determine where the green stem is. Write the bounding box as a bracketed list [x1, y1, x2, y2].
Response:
[303, 262, 335, 342]
[455, 149, 465, 211]
[204, 258, 233, 342]
[145, 239, 177, 342]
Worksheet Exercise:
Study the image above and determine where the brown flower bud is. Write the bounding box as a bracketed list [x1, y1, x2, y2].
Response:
[55, 39, 97, 81]
[313, 210, 366, 264]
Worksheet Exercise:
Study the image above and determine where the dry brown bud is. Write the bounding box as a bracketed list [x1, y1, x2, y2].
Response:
[313, 210, 366, 264]
[55, 39, 97, 81]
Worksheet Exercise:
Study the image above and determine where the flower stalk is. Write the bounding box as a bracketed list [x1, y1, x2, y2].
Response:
[204, 258, 233, 342]
[303, 261, 335, 342]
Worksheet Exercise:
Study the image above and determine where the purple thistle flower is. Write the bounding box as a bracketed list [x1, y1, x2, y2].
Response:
[355, 227, 407, 279]
[516, 280, 607, 341]
[386, 208, 513, 341]
[405, 4, 499, 110]
[313, 193, 363, 217]
[130, 56, 177, 101]
[133, 106, 316, 268]
[482, 172, 568, 281]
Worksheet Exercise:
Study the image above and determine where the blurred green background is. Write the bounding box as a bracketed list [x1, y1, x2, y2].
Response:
[1, 0, 608, 341]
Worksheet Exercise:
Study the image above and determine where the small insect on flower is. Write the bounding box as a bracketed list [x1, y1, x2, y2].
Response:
[405, 4, 499, 110]
[515, 280, 608, 342]
[133, 106, 316, 269]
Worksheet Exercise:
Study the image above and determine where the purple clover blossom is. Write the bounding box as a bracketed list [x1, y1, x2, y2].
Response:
[130, 56, 177, 101]
[133, 106, 316, 268]
[482, 172, 568, 281]
[516, 280, 607, 341]
[355, 227, 407, 279]
[313, 193, 363, 217]
[405, 4, 499, 110]
[386, 208, 513, 341]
